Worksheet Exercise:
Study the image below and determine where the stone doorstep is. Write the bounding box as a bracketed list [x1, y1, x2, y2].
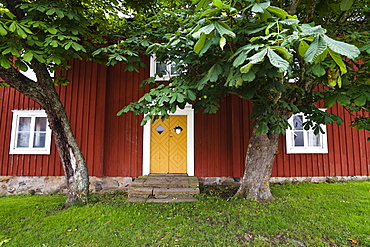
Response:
[126, 197, 198, 203]
[127, 187, 153, 195]
[153, 187, 199, 195]
[128, 188, 199, 198]
[131, 176, 199, 188]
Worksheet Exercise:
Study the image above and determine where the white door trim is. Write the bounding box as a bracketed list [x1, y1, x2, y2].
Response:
[142, 105, 194, 176]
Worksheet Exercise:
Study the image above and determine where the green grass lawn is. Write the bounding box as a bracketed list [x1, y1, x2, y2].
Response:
[0, 181, 369, 246]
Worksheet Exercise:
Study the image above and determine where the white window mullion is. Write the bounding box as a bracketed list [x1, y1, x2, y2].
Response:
[29, 117, 36, 149]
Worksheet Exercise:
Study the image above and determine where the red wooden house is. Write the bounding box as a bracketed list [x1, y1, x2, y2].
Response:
[0, 57, 369, 194]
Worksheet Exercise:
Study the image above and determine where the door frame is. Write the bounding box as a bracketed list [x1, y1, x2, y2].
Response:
[142, 104, 194, 176]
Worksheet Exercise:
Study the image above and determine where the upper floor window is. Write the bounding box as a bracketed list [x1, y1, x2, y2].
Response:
[150, 56, 179, 81]
[286, 112, 328, 154]
[9, 110, 52, 155]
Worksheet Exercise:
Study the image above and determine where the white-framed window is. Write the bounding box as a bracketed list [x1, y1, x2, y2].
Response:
[150, 56, 179, 81]
[286, 111, 328, 154]
[9, 110, 52, 155]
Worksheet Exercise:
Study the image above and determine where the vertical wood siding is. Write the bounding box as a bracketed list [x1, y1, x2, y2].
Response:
[102, 57, 148, 177]
[0, 60, 108, 177]
[1, 59, 369, 178]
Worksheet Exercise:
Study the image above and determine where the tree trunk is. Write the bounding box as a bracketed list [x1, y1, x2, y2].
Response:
[0, 65, 89, 203]
[234, 127, 280, 201]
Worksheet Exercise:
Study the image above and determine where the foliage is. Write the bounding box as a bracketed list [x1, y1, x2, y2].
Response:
[0, 0, 153, 82]
[0, 181, 369, 246]
[103, 0, 369, 137]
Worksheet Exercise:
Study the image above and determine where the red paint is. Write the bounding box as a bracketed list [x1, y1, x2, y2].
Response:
[0, 59, 369, 178]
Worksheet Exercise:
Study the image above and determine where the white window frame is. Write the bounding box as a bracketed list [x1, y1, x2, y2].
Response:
[286, 110, 328, 154]
[150, 56, 179, 81]
[9, 110, 52, 155]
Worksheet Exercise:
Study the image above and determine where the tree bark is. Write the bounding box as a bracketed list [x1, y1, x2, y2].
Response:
[234, 127, 280, 201]
[2, 0, 89, 203]
[0, 65, 89, 203]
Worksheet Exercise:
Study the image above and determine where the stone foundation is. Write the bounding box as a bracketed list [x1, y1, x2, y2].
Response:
[0, 175, 369, 195]
[0, 176, 133, 195]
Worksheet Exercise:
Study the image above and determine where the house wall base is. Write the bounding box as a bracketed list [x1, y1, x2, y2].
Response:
[1, 175, 369, 195]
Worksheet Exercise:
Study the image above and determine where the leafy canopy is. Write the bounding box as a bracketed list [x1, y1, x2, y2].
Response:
[110, 0, 366, 136]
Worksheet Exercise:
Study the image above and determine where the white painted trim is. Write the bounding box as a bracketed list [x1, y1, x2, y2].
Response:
[9, 110, 52, 155]
[286, 110, 328, 154]
[142, 105, 194, 176]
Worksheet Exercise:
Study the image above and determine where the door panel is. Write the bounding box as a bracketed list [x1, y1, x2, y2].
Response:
[150, 115, 187, 173]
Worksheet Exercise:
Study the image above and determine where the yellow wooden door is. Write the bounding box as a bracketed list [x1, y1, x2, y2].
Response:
[150, 115, 187, 174]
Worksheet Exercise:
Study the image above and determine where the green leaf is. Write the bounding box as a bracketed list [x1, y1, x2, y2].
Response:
[0, 23, 8, 36]
[267, 6, 288, 19]
[201, 8, 220, 17]
[323, 35, 360, 60]
[46, 8, 56, 15]
[337, 75, 342, 88]
[55, 9, 65, 18]
[192, 23, 215, 38]
[47, 27, 58, 34]
[195, 0, 208, 11]
[270, 46, 293, 61]
[298, 40, 309, 57]
[23, 51, 33, 62]
[16, 25, 27, 39]
[340, 0, 354, 11]
[214, 22, 235, 38]
[71, 42, 86, 52]
[187, 90, 197, 101]
[328, 49, 347, 74]
[176, 93, 185, 103]
[248, 49, 268, 64]
[242, 70, 255, 82]
[267, 48, 289, 73]
[354, 94, 367, 107]
[240, 63, 253, 74]
[233, 52, 249, 67]
[0, 56, 11, 69]
[256, 124, 269, 134]
[144, 94, 152, 102]
[324, 94, 338, 107]
[312, 63, 326, 77]
[251, 3, 264, 13]
[337, 93, 350, 106]
[194, 34, 207, 54]
[219, 36, 226, 50]
[300, 25, 326, 36]
[328, 79, 336, 87]
[9, 22, 16, 32]
[304, 35, 327, 64]
[213, 0, 223, 9]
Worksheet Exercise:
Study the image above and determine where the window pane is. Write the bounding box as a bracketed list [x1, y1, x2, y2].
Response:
[35, 117, 47, 131]
[17, 133, 30, 147]
[293, 115, 303, 130]
[170, 63, 179, 76]
[307, 131, 321, 147]
[33, 133, 46, 148]
[156, 62, 167, 76]
[18, 117, 31, 131]
[294, 131, 304, 146]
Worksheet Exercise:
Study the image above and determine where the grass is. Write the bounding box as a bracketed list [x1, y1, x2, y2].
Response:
[0, 181, 369, 246]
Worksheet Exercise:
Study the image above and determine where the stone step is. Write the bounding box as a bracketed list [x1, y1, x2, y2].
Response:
[130, 176, 199, 188]
[127, 175, 199, 203]
[126, 197, 198, 203]
[128, 187, 199, 197]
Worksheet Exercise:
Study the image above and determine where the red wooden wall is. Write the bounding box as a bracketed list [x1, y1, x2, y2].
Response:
[0, 58, 369, 178]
